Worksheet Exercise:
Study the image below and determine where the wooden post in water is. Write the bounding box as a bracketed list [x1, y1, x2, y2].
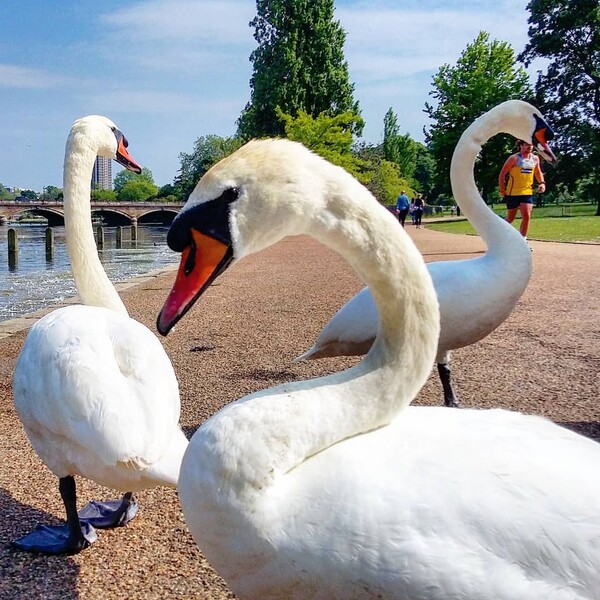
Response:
[116, 226, 123, 249]
[45, 227, 54, 261]
[96, 225, 104, 249]
[131, 218, 138, 244]
[8, 228, 18, 270]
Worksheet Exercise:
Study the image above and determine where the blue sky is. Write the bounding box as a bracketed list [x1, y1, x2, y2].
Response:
[0, 0, 539, 191]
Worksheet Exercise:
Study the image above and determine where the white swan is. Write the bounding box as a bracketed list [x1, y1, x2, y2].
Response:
[156, 136, 600, 599]
[296, 100, 556, 407]
[13, 116, 188, 554]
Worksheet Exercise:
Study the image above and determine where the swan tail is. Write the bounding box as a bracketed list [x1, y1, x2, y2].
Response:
[142, 428, 189, 488]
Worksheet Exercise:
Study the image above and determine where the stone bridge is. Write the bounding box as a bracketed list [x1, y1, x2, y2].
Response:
[0, 201, 184, 226]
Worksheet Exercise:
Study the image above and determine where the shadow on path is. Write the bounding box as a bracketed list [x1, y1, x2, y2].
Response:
[0, 488, 80, 599]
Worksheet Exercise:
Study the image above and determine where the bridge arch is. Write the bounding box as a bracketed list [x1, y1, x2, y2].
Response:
[90, 208, 133, 226]
[137, 208, 179, 225]
[0, 200, 184, 226]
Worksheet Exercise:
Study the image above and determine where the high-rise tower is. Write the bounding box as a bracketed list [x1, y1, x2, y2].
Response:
[91, 156, 112, 190]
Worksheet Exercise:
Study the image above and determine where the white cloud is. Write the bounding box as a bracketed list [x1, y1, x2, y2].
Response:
[101, 0, 254, 43]
[97, 0, 255, 75]
[78, 88, 245, 117]
[338, 1, 531, 83]
[0, 64, 71, 89]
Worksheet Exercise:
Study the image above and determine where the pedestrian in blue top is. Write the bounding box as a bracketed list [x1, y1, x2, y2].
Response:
[395, 191, 410, 227]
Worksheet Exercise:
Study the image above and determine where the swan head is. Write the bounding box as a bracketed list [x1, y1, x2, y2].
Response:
[156, 139, 360, 335]
[486, 100, 557, 163]
[68, 115, 142, 174]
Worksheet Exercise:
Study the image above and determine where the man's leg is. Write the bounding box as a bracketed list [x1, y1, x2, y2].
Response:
[519, 202, 533, 237]
[505, 207, 518, 224]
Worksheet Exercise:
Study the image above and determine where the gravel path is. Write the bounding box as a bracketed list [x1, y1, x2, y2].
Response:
[0, 227, 598, 599]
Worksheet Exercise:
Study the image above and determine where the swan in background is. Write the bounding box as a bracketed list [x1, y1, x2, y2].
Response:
[156, 137, 600, 599]
[296, 100, 556, 408]
[13, 116, 188, 555]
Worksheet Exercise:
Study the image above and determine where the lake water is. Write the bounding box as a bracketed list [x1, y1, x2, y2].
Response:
[0, 224, 178, 322]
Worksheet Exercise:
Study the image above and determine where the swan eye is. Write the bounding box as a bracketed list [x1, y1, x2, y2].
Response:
[222, 188, 239, 203]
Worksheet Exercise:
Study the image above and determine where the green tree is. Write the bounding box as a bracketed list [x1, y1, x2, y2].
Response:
[0, 183, 16, 200]
[20, 189, 38, 200]
[425, 31, 532, 201]
[413, 143, 436, 199]
[91, 188, 117, 202]
[277, 108, 370, 183]
[173, 135, 243, 201]
[367, 160, 415, 205]
[520, 0, 600, 214]
[116, 180, 158, 202]
[382, 108, 418, 180]
[237, 0, 360, 139]
[40, 185, 62, 201]
[113, 167, 155, 193]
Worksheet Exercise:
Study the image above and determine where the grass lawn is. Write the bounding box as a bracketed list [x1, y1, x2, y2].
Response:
[426, 203, 600, 243]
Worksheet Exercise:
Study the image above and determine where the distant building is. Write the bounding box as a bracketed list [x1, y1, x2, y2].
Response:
[92, 156, 112, 190]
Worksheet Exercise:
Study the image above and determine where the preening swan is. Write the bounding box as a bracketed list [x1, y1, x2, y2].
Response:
[296, 100, 556, 407]
[13, 116, 187, 554]
[157, 136, 600, 599]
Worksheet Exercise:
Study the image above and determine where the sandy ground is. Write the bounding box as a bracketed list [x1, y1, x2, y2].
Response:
[0, 226, 598, 599]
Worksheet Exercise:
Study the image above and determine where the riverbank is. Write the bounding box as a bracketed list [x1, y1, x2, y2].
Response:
[0, 229, 599, 598]
[0, 264, 178, 340]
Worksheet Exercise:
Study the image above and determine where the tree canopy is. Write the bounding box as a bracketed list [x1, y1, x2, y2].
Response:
[425, 31, 532, 201]
[112, 167, 157, 201]
[0, 183, 16, 200]
[173, 135, 243, 201]
[237, 0, 359, 139]
[520, 0, 600, 212]
[117, 180, 158, 202]
[277, 108, 369, 183]
[383, 108, 418, 181]
[113, 167, 155, 193]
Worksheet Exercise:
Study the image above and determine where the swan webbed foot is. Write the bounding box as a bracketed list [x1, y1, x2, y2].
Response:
[78, 492, 139, 528]
[13, 521, 97, 555]
[444, 397, 462, 408]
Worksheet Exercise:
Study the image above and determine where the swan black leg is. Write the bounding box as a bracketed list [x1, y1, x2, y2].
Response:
[437, 362, 461, 408]
[78, 491, 139, 528]
[59, 476, 94, 552]
[13, 475, 97, 554]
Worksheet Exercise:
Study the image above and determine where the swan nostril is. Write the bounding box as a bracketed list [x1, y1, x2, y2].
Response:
[184, 238, 196, 276]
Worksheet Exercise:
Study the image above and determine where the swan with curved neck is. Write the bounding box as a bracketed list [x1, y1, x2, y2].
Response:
[13, 116, 187, 555]
[157, 137, 599, 599]
[295, 101, 556, 407]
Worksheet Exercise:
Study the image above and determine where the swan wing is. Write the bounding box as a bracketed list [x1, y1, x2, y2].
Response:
[211, 407, 600, 598]
[14, 305, 180, 473]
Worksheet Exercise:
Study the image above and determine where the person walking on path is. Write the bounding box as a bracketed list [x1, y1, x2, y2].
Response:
[395, 190, 411, 227]
[498, 140, 546, 240]
[413, 194, 425, 228]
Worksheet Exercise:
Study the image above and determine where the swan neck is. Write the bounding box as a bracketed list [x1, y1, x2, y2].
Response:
[63, 133, 128, 314]
[450, 116, 522, 251]
[204, 171, 440, 502]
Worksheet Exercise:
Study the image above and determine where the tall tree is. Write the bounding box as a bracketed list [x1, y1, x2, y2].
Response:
[383, 108, 418, 181]
[425, 32, 532, 201]
[520, 0, 600, 214]
[413, 143, 436, 199]
[237, 0, 359, 139]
